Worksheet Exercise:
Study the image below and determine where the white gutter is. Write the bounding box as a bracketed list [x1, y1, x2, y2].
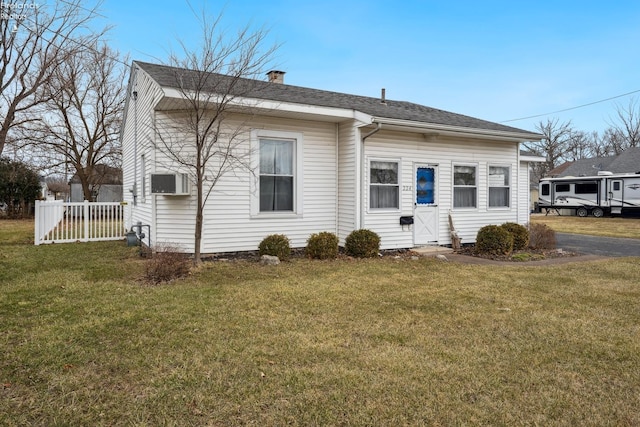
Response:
[368, 117, 543, 142]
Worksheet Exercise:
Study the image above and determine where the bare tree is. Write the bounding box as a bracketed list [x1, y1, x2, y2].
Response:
[565, 130, 592, 161]
[524, 118, 576, 177]
[0, 0, 104, 157]
[605, 98, 640, 153]
[22, 41, 125, 201]
[584, 130, 615, 158]
[154, 12, 277, 263]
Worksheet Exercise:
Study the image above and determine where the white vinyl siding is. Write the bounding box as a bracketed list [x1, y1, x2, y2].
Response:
[338, 122, 358, 244]
[148, 115, 336, 254]
[140, 154, 146, 203]
[362, 130, 520, 249]
[121, 66, 163, 234]
[519, 161, 530, 225]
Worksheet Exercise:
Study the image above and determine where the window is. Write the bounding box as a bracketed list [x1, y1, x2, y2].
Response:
[575, 182, 598, 194]
[260, 139, 294, 211]
[251, 129, 303, 216]
[555, 184, 570, 193]
[613, 181, 621, 191]
[370, 160, 399, 209]
[541, 183, 550, 196]
[453, 165, 477, 208]
[488, 166, 510, 208]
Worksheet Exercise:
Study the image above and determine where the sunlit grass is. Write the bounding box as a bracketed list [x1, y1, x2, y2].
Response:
[1, 220, 640, 425]
[531, 213, 640, 239]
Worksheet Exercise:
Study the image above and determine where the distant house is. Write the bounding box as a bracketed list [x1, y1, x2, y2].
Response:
[548, 147, 640, 177]
[45, 179, 70, 201]
[120, 60, 543, 253]
[69, 165, 123, 202]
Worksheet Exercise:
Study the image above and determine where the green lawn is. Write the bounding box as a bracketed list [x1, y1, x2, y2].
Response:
[1, 220, 640, 425]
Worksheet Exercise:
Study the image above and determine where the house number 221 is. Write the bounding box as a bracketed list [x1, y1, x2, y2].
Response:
[402, 186, 412, 191]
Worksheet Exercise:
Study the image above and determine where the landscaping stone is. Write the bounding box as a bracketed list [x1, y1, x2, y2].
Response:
[260, 255, 280, 265]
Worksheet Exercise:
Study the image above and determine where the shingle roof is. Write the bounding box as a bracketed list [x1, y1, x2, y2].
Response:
[607, 147, 640, 173]
[134, 61, 539, 136]
[553, 147, 640, 177]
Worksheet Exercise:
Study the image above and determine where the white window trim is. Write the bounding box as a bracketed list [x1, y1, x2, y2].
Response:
[487, 164, 511, 209]
[452, 163, 478, 210]
[250, 129, 304, 218]
[367, 157, 401, 213]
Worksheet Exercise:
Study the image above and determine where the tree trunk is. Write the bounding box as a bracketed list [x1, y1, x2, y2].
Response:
[194, 174, 203, 264]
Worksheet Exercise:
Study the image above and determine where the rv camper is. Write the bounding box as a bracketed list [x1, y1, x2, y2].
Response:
[538, 172, 640, 217]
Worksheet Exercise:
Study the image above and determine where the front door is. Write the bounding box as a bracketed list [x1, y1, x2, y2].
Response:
[414, 164, 439, 245]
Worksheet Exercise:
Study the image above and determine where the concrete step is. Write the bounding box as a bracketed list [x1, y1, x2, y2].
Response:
[412, 246, 454, 257]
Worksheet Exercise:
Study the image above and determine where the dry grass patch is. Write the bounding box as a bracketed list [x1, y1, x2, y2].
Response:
[532, 214, 640, 239]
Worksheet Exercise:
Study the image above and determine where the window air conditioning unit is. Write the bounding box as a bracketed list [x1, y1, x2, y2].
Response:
[150, 173, 190, 195]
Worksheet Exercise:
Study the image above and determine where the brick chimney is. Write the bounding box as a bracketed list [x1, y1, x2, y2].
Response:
[266, 70, 285, 84]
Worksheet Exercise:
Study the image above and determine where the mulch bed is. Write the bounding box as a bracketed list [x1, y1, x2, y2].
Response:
[455, 245, 578, 262]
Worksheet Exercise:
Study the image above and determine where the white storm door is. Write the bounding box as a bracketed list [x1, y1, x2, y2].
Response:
[414, 165, 439, 245]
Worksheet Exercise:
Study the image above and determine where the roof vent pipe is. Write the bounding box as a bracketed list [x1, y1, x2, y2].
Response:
[381, 88, 386, 104]
[267, 70, 285, 84]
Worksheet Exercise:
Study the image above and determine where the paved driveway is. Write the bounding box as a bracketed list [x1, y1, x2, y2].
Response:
[556, 233, 640, 257]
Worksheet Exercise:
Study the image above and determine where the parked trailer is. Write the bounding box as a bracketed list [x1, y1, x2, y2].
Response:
[538, 172, 640, 217]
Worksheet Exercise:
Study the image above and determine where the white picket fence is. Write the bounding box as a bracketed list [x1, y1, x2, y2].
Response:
[34, 200, 127, 245]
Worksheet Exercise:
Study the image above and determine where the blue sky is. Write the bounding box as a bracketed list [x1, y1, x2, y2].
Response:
[95, 0, 640, 135]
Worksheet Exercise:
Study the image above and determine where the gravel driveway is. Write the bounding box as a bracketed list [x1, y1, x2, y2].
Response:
[556, 233, 640, 257]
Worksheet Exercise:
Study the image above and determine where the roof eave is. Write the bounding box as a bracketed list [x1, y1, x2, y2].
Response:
[158, 87, 373, 123]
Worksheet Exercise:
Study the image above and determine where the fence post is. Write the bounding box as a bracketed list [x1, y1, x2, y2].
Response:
[34, 200, 41, 245]
[83, 200, 90, 242]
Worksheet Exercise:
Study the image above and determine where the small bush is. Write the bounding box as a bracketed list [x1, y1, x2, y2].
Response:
[144, 247, 191, 285]
[306, 232, 339, 259]
[258, 234, 291, 261]
[528, 222, 557, 249]
[345, 229, 380, 258]
[500, 222, 530, 250]
[475, 225, 514, 256]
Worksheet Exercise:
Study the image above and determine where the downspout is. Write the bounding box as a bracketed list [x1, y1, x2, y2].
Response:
[362, 122, 382, 142]
[360, 122, 382, 228]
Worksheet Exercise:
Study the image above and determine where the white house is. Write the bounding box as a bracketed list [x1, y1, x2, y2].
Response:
[120, 61, 543, 253]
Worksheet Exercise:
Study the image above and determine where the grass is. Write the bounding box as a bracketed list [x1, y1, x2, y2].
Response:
[531, 213, 640, 239]
[2, 220, 640, 425]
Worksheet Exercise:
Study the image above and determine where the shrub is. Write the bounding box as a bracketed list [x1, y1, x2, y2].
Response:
[345, 229, 380, 258]
[306, 232, 339, 259]
[258, 234, 291, 261]
[475, 225, 514, 256]
[144, 247, 191, 285]
[528, 222, 557, 249]
[500, 222, 530, 250]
